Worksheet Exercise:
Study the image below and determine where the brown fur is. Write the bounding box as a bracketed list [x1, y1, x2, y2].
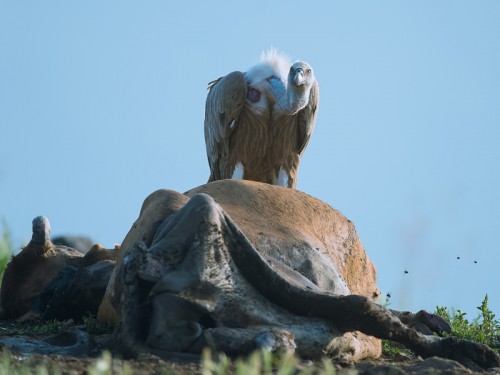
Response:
[99, 181, 379, 324]
[0, 244, 83, 319]
[0, 237, 118, 320]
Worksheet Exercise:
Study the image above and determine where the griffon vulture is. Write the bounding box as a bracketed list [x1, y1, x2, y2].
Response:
[204, 49, 319, 188]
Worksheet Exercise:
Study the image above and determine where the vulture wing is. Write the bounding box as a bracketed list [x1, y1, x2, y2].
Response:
[296, 80, 319, 156]
[204, 71, 247, 181]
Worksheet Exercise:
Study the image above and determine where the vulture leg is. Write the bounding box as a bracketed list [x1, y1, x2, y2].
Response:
[231, 162, 244, 180]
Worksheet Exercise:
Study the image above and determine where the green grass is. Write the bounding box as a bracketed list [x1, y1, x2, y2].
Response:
[381, 340, 415, 359]
[0, 349, 58, 375]
[5, 314, 114, 337]
[82, 312, 114, 335]
[5, 320, 64, 336]
[0, 349, 335, 375]
[0, 220, 12, 288]
[86, 351, 133, 375]
[201, 349, 336, 375]
[0, 350, 135, 375]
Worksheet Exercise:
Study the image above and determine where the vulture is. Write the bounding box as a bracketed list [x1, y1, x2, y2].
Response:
[204, 49, 319, 188]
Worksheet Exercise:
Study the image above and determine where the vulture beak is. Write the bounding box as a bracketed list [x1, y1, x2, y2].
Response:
[293, 67, 305, 86]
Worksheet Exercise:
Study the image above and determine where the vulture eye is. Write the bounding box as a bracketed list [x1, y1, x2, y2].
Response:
[290, 67, 294, 73]
[306, 68, 312, 74]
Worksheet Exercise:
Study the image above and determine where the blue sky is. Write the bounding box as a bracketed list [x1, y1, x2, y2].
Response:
[1, 1, 499, 318]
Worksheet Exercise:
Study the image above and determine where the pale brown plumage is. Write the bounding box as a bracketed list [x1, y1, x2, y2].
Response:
[204, 50, 319, 188]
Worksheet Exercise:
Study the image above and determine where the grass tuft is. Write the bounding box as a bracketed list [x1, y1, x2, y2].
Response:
[86, 351, 133, 375]
[0, 349, 60, 375]
[382, 340, 414, 359]
[82, 312, 114, 335]
[0, 220, 13, 288]
[201, 348, 336, 375]
[5, 320, 64, 336]
[0, 350, 135, 375]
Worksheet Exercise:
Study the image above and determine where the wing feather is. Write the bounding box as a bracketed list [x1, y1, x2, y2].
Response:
[296, 80, 319, 156]
[204, 71, 247, 181]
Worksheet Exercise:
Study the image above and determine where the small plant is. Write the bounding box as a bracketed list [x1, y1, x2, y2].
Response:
[382, 340, 415, 359]
[82, 312, 114, 335]
[383, 295, 500, 357]
[434, 294, 500, 350]
[0, 220, 13, 286]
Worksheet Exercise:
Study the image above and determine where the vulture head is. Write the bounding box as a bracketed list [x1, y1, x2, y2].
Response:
[266, 61, 315, 115]
[290, 62, 314, 89]
[27, 215, 53, 254]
